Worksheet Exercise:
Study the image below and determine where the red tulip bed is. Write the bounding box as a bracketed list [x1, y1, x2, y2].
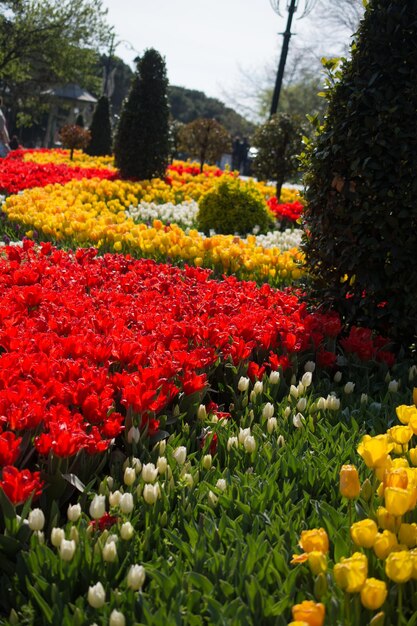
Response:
[0, 149, 413, 626]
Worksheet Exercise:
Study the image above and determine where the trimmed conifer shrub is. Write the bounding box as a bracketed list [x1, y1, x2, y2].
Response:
[86, 96, 112, 156]
[114, 48, 169, 180]
[302, 0, 417, 347]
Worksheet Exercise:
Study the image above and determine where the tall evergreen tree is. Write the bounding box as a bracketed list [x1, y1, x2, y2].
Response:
[302, 0, 417, 347]
[87, 95, 112, 156]
[114, 48, 169, 180]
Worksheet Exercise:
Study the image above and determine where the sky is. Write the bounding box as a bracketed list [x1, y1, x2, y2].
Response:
[100, 0, 355, 109]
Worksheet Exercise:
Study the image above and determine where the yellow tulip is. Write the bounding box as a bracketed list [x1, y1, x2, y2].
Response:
[339, 464, 361, 499]
[384, 486, 413, 516]
[308, 551, 327, 575]
[414, 387, 417, 406]
[291, 600, 325, 626]
[334, 552, 368, 593]
[357, 434, 393, 468]
[350, 519, 378, 548]
[373, 530, 398, 559]
[360, 578, 388, 610]
[396, 404, 417, 425]
[388, 425, 413, 445]
[299, 528, 329, 554]
[383, 468, 408, 490]
[385, 550, 413, 583]
[398, 523, 417, 548]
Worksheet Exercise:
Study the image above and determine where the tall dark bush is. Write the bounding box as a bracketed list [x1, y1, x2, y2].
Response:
[302, 0, 417, 347]
[114, 48, 169, 180]
[86, 95, 112, 156]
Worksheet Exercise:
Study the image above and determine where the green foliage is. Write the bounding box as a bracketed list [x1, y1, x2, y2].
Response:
[302, 0, 417, 347]
[197, 177, 274, 236]
[86, 96, 112, 156]
[114, 48, 170, 180]
[169, 85, 255, 138]
[0, 0, 111, 125]
[178, 118, 231, 173]
[252, 113, 303, 200]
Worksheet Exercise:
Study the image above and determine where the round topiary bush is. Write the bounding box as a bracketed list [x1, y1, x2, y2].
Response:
[197, 177, 274, 236]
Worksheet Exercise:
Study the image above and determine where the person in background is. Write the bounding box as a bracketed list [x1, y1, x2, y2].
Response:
[0, 97, 10, 157]
[9, 135, 20, 150]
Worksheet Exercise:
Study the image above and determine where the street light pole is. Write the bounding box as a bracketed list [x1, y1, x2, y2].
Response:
[270, 0, 297, 117]
[269, 0, 317, 118]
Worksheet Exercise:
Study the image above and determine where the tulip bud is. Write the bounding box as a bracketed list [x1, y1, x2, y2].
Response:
[109, 610, 126, 626]
[197, 404, 207, 420]
[277, 435, 285, 447]
[304, 361, 316, 374]
[202, 454, 212, 470]
[267, 417, 277, 434]
[124, 467, 136, 487]
[51, 527, 65, 547]
[127, 564, 145, 590]
[344, 381, 355, 394]
[339, 465, 361, 499]
[269, 370, 280, 384]
[156, 456, 168, 475]
[60, 538, 76, 562]
[89, 494, 106, 520]
[293, 413, 304, 428]
[120, 521, 134, 540]
[296, 397, 307, 412]
[127, 426, 140, 444]
[388, 380, 399, 393]
[87, 582, 106, 608]
[102, 541, 117, 563]
[314, 572, 328, 599]
[173, 446, 187, 465]
[216, 478, 227, 492]
[208, 490, 218, 506]
[360, 478, 373, 502]
[119, 492, 134, 514]
[67, 503, 81, 522]
[238, 376, 250, 392]
[28, 508, 45, 531]
[283, 406, 291, 419]
[369, 613, 385, 626]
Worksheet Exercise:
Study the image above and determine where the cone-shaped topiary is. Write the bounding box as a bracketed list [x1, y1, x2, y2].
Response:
[86, 95, 112, 156]
[114, 48, 169, 180]
[302, 0, 417, 347]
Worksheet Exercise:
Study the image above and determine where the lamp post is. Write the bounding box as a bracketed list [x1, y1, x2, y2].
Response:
[269, 0, 317, 117]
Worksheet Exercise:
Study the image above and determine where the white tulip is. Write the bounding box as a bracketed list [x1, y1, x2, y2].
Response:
[87, 582, 106, 608]
[277, 435, 285, 447]
[141, 463, 158, 483]
[28, 508, 45, 531]
[269, 370, 280, 384]
[69, 526, 79, 543]
[361, 393, 368, 405]
[127, 426, 140, 444]
[173, 446, 187, 465]
[267, 417, 278, 434]
[202, 454, 212, 470]
[131, 457, 142, 474]
[293, 413, 304, 428]
[238, 427, 251, 444]
[316, 397, 327, 410]
[67, 503, 81, 522]
[197, 404, 207, 420]
[182, 473, 194, 487]
[283, 406, 291, 419]
[89, 495, 106, 520]
[344, 381, 355, 394]
[304, 361, 316, 374]
[289, 384, 299, 399]
[127, 564, 145, 591]
[208, 490, 218, 506]
[227, 436, 238, 451]
[109, 490, 122, 507]
[60, 539, 76, 562]
[216, 478, 227, 492]
[120, 521, 134, 541]
[333, 371, 342, 383]
[388, 379, 399, 393]
[124, 467, 136, 487]
[143, 483, 160, 505]
[119, 493, 134, 514]
[156, 456, 168, 475]
[244, 435, 256, 453]
[109, 609, 126, 626]
[51, 527, 65, 547]
[102, 541, 117, 563]
[238, 376, 250, 392]
[253, 381, 263, 396]
[301, 371, 313, 388]
[262, 402, 274, 419]
[296, 397, 307, 412]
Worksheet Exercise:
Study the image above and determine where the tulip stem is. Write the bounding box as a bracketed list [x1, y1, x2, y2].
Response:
[345, 592, 352, 626]
[398, 584, 403, 626]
